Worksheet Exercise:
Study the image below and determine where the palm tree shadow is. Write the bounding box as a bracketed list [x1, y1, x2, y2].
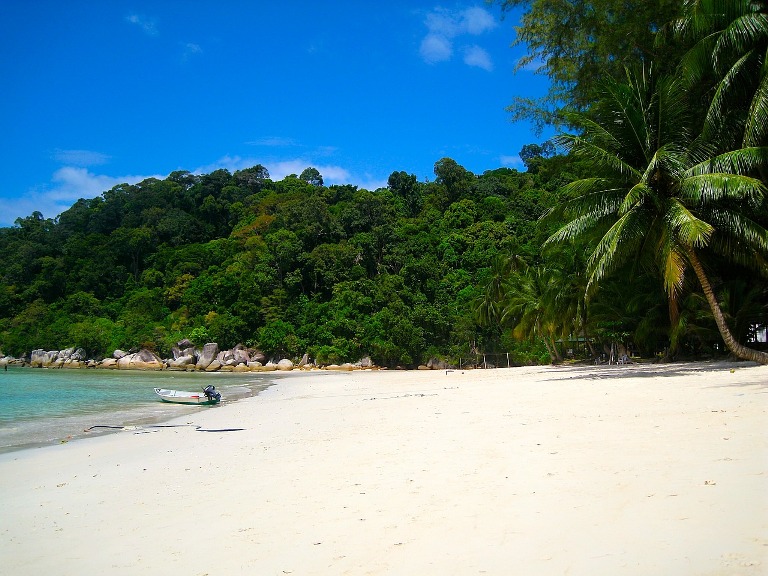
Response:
[540, 360, 767, 388]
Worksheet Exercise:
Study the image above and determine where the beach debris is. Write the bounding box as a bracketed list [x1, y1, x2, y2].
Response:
[364, 392, 437, 401]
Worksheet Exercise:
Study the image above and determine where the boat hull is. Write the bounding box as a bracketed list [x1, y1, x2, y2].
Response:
[154, 388, 220, 405]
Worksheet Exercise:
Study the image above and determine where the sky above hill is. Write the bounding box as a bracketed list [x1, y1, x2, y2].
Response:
[0, 1, 551, 226]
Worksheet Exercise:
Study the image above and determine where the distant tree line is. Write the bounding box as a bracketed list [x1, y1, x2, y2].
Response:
[0, 158, 566, 365]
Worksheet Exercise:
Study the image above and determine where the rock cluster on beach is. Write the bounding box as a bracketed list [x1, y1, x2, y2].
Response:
[1, 343, 382, 372]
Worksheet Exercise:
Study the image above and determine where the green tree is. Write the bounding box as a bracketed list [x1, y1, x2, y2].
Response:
[667, 0, 768, 148]
[547, 66, 768, 363]
[498, 0, 683, 126]
[265, 229, 303, 284]
[473, 253, 520, 327]
[388, 171, 423, 216]
[519, 141, 555, 173]
[111, 226, 154, 280]
[299, 167, 324, 187]
[434, 158, 474, 202]
[234, 164, 270, 192]
[503, 265, 563, 363]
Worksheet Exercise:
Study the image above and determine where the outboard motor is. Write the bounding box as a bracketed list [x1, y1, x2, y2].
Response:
[203, 384, 221, 403]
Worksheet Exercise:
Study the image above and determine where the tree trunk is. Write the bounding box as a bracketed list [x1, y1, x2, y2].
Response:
[550, 335, 563, 362]
[583, 328, 596, 357]
[687, 249, 768, 365]
[541, 337, 556, 363]
[537, 321, 558, 363]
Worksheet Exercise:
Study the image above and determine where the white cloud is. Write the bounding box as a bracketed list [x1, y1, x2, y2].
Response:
[52, 149, 110, 167]
[425, 9, 461, 37]
[461, 7, 497, 35]
[197, 155, 388, 190]
[0, 167, 163, 226]
[260, 160, 351, 184]
[463, 45, 493, 71]
[356, 175, 389, 191]
[182, 42, 202, 59]
[49, 167, 161, 202]
[0, 195, 49, 226]
[195, 155, 259, 175]
[419, 6, 496, 70]
[420, 34, 453, 64]
[126, 14, 158, 36]
[315, 145, 338, 157]
[0, 153, 392, 227]
[316, 165, 352, 184]
[500, 155, 524, 168]
[246, 136, 299, 147]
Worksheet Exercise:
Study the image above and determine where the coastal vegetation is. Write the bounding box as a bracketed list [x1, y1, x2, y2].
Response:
[1, 0, 766, 366]
[0, 161, 562, 366]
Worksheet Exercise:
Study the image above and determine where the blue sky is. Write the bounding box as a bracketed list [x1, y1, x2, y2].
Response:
[0, 1, 550, 227]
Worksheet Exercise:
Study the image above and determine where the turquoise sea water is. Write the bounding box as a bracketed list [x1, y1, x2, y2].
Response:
[0, 367, 278, 453]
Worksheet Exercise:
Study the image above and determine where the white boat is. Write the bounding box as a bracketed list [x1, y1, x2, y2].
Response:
[154, 385, 221, 405]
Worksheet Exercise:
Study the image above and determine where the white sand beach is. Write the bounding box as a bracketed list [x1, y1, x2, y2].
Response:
[0, 361, 766, 575]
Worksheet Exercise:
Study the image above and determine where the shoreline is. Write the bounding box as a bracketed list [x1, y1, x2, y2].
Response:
[0, 369, 306, 454]
[1, 361, 766, 574]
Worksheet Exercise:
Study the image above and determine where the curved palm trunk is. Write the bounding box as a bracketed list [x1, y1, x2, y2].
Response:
[536, 320, 560, 363]
[549, 334, 563, 363]
[687, 249, 768, 365]
[541, 337, 556, 363]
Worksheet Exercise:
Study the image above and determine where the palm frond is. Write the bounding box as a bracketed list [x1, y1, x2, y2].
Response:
[656, 77, 694, 147]
[677, 32, 721, 87]
[687, 147, 768, 175]
[680, 173, 767, 205]
[713, 12, 768, 72]
[619, 182, 652, 215]
[545, 213, 610, 245]
[601, 75, 655, 162]
[543, 184, 625, 240]
[707, 209, 768, 253]
[557, 177, 619, 200]
[743, 66, 768, 146]
[564, 135, 644, 180]
[587, 208, 650, 288]
[557, 113, 618, 148]
[664, 198, 714, 248]
[709, 233, 768, 275]
[641, 144, 689, 185]
[671, 1, 713, 39]
[662, 245, 688, 298]
[701, 49, 755, 138]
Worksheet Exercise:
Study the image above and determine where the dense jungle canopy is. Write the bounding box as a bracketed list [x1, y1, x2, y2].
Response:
[1, 0, 766, 366]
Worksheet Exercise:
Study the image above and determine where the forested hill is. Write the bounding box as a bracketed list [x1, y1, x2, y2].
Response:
[0, 154, 572, 366]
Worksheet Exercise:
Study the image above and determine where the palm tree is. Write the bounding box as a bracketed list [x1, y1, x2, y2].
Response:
[669, 0, 768, 148]
[474, 255, 569, 363]
[545, 247, 596, 357]
[546, 65, 768, 364]
[502, 264, 564, 363]
[473, 253, 521, 327]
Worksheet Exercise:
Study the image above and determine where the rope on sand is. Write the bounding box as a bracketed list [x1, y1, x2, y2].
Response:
[84, 424, 245, 433]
